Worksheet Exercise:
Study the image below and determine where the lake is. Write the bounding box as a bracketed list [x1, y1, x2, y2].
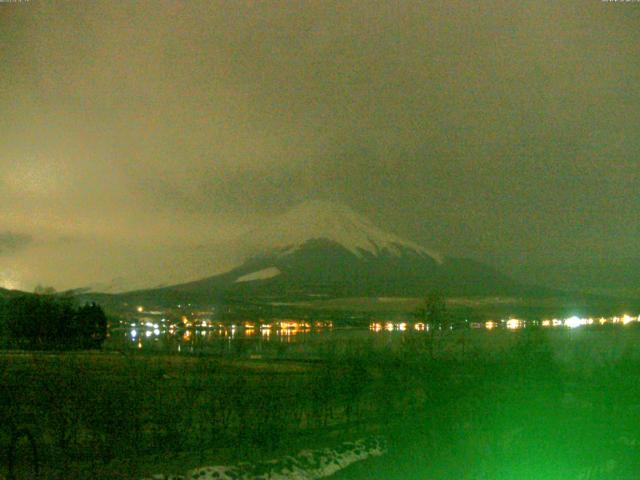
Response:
[104, 318, 640, 365]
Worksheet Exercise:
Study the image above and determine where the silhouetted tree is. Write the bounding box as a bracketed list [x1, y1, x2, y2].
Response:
[418, 291, 448, 359]
[0, 296, 8, 347]
[3, 294, 108, 350]
[74, 302, 108, 348]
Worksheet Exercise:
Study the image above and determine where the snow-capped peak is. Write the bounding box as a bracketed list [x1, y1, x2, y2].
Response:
[241, 200, 442, 263]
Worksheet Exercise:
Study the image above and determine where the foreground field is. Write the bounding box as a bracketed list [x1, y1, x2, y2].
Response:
[2, 326, 640, 479]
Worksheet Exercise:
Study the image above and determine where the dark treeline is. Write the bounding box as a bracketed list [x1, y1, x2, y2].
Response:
[0, 293, 107, 350]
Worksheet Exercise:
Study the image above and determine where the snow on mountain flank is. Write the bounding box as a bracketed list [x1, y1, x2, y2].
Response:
[235, 267, 281, 283]
[245, 200, 443, 263]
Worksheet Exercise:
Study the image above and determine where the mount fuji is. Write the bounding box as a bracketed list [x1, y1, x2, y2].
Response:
[234, 200, 443, 263]
[114, 200, 531, 304]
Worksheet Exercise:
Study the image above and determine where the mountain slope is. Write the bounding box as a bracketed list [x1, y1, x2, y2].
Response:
[115, 201, 538, 304]
[166, 238, 521, 299]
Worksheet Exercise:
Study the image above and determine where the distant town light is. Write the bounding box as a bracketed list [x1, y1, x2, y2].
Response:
[136, 306, 144, 313]
[506, 319, 522, 330]
[564, 316, 584, 329]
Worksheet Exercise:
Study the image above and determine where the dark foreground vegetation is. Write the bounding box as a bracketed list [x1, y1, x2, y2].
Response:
[1, 326, 640, 479]
[0, 294, 107, 350]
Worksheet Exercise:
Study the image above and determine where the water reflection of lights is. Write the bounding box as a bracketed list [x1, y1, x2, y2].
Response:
[414, 323, 425, 331]
[278, 320, 311, 331]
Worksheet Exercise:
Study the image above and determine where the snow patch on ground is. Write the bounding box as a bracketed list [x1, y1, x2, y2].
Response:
[235, 267, 281, 283]
[140, 436, 386, 480]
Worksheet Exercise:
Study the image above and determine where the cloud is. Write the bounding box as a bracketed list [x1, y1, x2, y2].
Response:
[0, 1, 639, 290]
[0, 232, 33, 256]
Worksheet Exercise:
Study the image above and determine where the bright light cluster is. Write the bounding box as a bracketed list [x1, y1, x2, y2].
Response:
[505, 318, 523, 330]
[538, 314, 639, 329]
[367, 314, 640, 334]
[369, 321, 428, 332]
[564, 316, 586, 329]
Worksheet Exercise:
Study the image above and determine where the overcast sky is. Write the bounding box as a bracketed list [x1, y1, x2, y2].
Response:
[1, 0, 639, 292]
